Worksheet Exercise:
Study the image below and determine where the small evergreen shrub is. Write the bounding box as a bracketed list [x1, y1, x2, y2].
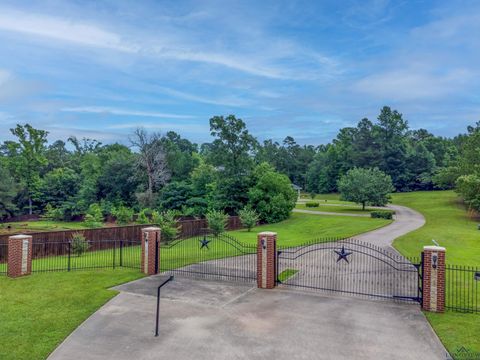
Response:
[112, 206, 134, 225]
[136, 208, 152, 224]
[152, 210, 179, 243]
[206, 210, 229, 236]
[238, 207, 259, 232]
[42, 204, 64, 221]
[305, 202, 320, 208]
[71, 232, 89, 256]
[83, 203, 103, 228]
[370, 210, 395, 220]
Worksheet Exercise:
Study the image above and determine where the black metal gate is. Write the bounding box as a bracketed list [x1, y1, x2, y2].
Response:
[277, 238, 422, 302]
[159, 233, 257, 282]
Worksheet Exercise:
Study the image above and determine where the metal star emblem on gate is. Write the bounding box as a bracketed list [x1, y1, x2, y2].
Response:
[199, 237, 211, 250]
[334, 246, 352, 263]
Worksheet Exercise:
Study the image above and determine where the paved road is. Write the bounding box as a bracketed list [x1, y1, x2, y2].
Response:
[352, 204, 425, 248]
[48, 276, 447, 360]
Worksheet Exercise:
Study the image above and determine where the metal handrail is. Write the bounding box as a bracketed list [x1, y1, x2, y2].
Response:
[155, 275, 174, 337]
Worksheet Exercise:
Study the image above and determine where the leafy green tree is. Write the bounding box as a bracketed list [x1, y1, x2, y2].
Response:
[456, 175, 480, 211]
[338, 168, 394, 210]
[238, 207, 259, 231]
[208, 115, 258, 176]
[160, 131, 198, 181]
[158, 181, 193, 212]
[34, 168, 80, 211]
[96, 144, 138, 205]
[8, 124, 48, 214]
[0, 164, 18, 218]
[248, 163, 297, 223]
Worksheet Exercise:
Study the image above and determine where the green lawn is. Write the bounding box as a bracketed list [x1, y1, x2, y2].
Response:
[392, 190, 480, 355]
[160, 211, 390, 271]
[295, 203, 374, 214]
[0, 220, 90, 235]
[299, 192, 352, 204]
[0, 269, 144, 360]
[228, 211, 390, 246]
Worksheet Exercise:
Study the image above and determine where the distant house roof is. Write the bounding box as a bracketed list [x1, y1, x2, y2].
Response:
[292, 184, 302, 190]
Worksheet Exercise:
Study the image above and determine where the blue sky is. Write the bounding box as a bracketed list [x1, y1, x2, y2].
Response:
[0, 0, 479, 145]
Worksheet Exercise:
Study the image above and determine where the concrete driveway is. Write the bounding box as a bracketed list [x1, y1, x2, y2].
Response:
[48, 276, 446, 360]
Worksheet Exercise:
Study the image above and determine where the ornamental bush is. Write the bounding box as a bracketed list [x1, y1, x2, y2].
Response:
[83, 203, 103, 228]
[111, 205, 134, 225]
[71, 232, 89, 256]
[151, 210, 179, 243]
[370, 210, 395, 220]
[248, 163, 297, 223]
[238, 207, 259, 232]
[206, 210, 229, 236]
[305, 202, 319, 208]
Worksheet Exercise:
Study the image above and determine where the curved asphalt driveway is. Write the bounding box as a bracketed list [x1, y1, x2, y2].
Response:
[352, 204, 425, 248]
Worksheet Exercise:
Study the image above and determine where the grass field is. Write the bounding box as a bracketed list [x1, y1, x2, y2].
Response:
[0, 220, 90, 235]
[294, 203, 374, 214]
[392, 190, 480, 355]
[0, 269, 144, 360]
[228, 212, 389, 245]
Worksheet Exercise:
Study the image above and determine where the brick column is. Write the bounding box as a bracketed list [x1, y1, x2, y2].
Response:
[141, 227, 161, 275]
[257, 231, 277, 289]
[422, 246, 446, 313]
[8, 234, 33, 278]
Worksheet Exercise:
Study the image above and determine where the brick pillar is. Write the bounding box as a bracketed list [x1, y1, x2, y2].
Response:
[8, 234, 33, 278]
[257, 231, 277, 289]
[422, 246, 446, 313]
[141, 227, 161, 275]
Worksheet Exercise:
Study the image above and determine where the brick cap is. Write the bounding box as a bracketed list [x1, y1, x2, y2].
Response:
[423, 245, 446, 252]
[258, 231, 277, 236]
[142, 227, 161, 232]
[9, 234, 32, 240]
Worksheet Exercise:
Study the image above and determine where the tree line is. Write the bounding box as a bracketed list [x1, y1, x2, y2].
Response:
[1, 106, 479, 222]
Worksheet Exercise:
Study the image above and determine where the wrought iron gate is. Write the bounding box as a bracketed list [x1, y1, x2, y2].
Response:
[159, 233, 257, 282]
[277, 238, 422, 302]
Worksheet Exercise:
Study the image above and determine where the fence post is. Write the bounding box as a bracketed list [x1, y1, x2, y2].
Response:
[67, 242, 71, 272]
[141, 227, 161, 275]
[257, 231, 277, 289]
[7, 234, 33, 278]
[120, 240, 123, 267]
[422, 245, 446, 313]
[113, 240, 116, 269]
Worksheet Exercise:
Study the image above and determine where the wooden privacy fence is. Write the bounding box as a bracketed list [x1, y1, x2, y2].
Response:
[0, 216, 243, 261]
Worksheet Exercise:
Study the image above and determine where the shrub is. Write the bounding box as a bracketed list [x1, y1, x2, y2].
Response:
[112, 205, 134, 225]
[305, 202, 319, 208]
[42, 204, 64, 221]
[371, 210, 395, 220]
[152, 210, 179, 243]
[248, 163, 297, 223]
[83, 203, 103, 228]
[136, 208, 152, 224]
[206, 210, 229, 236]
[238, 207, 259, 232]
[309, 192, 316, 200]
[71, 232, 89, 256]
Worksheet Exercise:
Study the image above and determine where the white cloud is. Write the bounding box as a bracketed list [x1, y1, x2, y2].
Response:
[352, 68, 473, 101]
[0, 7, 341, 80]
[61, 106, 196, 119]
[108, 122, 207, 133]
[0, 8, 136, 53]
